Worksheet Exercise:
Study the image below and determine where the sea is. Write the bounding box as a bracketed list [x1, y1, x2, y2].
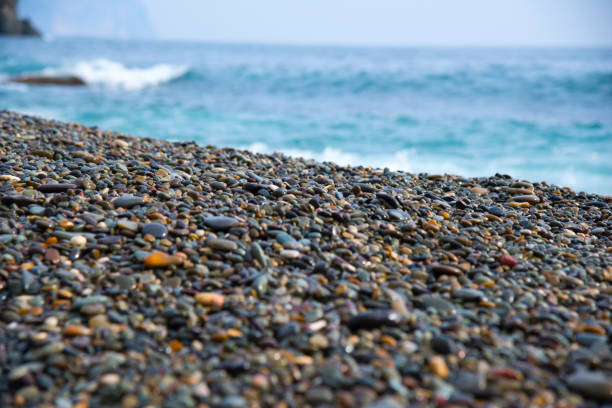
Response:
[1, 37, 611, 195]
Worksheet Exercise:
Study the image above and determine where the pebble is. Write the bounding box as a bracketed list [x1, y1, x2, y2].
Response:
[348, 310, 402, 330]
[36, 183, 79, 193]
[117, 220, 139, 232]
[195, 292, 225, 308]
[429, 356, 450, 378]
[566, 371, 612, 401]
[142, 222, 168, 238]
[208, 238, 238, 251]
[112, 195, 145, 208]
[421, 295, 456, 313]
[203, 216, 241, 230]
[143, 251, 183, 268]
[70, 235, 87, 248]
[510, 194, 540, 204]
[280, 249, 300, 259]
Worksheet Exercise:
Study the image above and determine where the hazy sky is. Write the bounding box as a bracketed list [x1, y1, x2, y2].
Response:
[143, 0, 612, 47]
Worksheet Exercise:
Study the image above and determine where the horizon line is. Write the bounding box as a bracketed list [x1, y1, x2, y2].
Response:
[13, 34, 612, 50]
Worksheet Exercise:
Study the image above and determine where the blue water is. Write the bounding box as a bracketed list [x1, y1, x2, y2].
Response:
[1, 37, 611, 194]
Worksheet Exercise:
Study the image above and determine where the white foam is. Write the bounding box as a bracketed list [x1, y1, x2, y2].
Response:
[246, 142, 464, 175]
[42, 58, 189, 91]
[244, 142, 611, 195]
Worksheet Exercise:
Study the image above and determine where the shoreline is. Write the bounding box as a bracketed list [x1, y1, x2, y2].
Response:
[0, 110, 610, 406]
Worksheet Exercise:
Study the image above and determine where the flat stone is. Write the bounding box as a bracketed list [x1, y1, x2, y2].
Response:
[117, 220, 139, 232]
[203, 216, 240, 230]
[1, 195, 37, 206]
[45, 248, 61, 264]
[431, 334, 455, 355]
[348, 310, 402, 330]
[112, 195, 145, 208]
[36, 183, 79, 193]
[452, 288, 485, 301]
[567, 371, 612, 401]
[251, 242, 268, 267]
[510, 194, 540, 204]
[142, 222, 168, 238]
[388, 209, 409, 221]
[29, 205, 46, 215]
[421, 295, 456, 313]
[280, 249, 300, 259]
[98, 235, 123, 245]
[431, 263, 464, 277]
[208, 238, 238, 251]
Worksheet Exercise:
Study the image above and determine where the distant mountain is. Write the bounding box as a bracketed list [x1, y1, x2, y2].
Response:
[18, 0, 154, 39]
[1, 0, 39, 35]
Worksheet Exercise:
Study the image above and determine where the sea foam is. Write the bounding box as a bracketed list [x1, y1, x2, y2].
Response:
[42, 59, 189, 91]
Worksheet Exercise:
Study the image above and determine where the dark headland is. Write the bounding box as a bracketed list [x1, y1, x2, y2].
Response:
[0, 110, 610, 407]
[0, 0, 38, 36]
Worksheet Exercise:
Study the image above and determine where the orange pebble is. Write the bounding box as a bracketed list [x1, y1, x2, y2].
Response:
[59, 219, 75, 229]
[429, 356, 449, 378]
[143, 251, 182, 268]
[169, 339, 184, 352]
[195, 292, 225, 308]
[64, 324, 92, 336]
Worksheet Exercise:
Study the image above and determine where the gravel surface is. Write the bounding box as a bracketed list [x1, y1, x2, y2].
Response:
[1, 110, 611, 407]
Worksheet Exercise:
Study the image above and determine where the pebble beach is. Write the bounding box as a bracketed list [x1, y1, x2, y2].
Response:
[0, 110, 611, 407]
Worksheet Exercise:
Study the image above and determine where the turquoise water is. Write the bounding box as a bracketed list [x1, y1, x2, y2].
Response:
[1, 37, 611, 194]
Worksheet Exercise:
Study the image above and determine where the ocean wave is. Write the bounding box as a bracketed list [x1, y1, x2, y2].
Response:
[244, 142, 609, 194]
[42, 59, 189, 90]
[246, 142, 465, 174]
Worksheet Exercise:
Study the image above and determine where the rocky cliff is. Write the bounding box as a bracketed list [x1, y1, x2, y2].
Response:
[0, 0, 39, 35]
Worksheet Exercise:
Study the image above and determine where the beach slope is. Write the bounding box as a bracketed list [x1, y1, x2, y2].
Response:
[0, 111, 610, 407]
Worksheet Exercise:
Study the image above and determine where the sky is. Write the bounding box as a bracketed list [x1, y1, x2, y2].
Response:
[142, 0, 612, 47]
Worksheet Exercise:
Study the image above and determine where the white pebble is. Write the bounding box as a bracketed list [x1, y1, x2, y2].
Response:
[70, 235, 87, 248]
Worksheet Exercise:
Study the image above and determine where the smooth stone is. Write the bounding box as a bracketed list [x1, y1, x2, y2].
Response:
[305, 387, 334, 404]
[511, 194, 540, 204]
[388, 209, 409, 221]
[431, 263, 464, 277]
[142, 222, 168, 238]
[70, 235, 87, 248]
[36, 183, 78, 193]
[29, 205, 46, 215]
[251, 242, 268, 267]
[431, 334, 456, 355]
[280, 249, 300, 259]
[112, 195, 145, 208]
[117, 220, 139, 232]
[576, 333, 607, 347]
[72, 295, 109, 310]
[144, 251, 183, 268]
[21, 269, 36, 291]
[275, 231, 298, 248]
[98, 235, 123, 245]
[203, 216, 240, 230]
[117, 275, 134, 290]
[208, 238, 238, 251]
[45, 248, 61, 264]
[488, 206, 505, 217]
[567, 371, 612, 401]
[421, 295, 456, 313]
[348, 310, 402, 330]
[500, 255, 518, 267]
[9, 363, 44, 381]
[313, 261, 329, 274]
[1, 195, 37, 206]
[452, 288, 485, 301]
